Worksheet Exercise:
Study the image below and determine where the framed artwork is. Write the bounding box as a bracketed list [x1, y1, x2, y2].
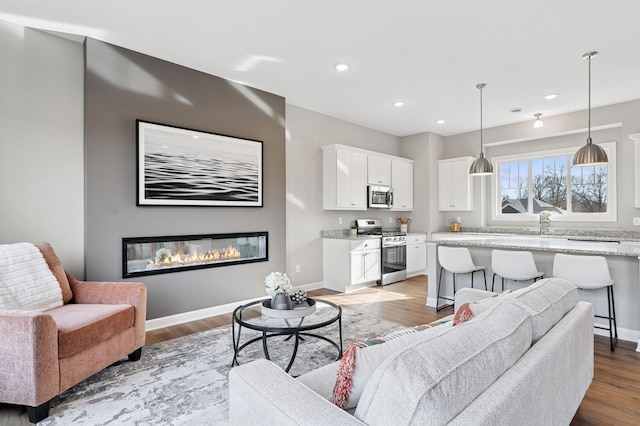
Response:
[136, 120, 263, 207]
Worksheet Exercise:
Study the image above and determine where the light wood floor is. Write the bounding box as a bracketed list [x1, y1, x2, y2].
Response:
[146, 276, 640, 425]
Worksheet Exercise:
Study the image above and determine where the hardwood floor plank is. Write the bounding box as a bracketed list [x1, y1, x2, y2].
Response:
[145, 275, 640, 425]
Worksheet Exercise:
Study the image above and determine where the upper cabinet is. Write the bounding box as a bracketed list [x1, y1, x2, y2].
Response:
[367, 156, 391, 185]
[323, 146, 367, 210]
[323, 144, 414, 211]
[438, 157, 474, 211]
[391, 160, 413, 211]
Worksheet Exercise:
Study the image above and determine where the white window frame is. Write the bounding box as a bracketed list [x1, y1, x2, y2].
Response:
[491, 142, 617, 222]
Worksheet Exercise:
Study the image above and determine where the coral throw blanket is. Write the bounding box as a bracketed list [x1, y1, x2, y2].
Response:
[0, 242, 63, 311]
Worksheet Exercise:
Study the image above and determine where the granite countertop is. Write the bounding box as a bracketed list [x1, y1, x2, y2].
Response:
[429, 232, 640, 258]
[320, 229, 427, 240]
[320, 229, 382, 240]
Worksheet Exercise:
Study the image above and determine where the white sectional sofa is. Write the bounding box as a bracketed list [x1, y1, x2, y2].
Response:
[228, 278, 594, 425]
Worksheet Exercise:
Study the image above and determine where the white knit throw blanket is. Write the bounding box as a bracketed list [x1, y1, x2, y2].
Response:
[0, 242, 63, 311]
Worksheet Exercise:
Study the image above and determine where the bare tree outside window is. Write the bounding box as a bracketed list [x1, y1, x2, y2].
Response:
[571, 163, 608, 212]
[499, 155, 607, 215]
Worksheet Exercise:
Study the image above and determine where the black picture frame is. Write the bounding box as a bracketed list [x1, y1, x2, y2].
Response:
[136, 120, 263, 207]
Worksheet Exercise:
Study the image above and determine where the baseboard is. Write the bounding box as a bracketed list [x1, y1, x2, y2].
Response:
[145, 282, 324, 331]
[593, 321, 640, 346]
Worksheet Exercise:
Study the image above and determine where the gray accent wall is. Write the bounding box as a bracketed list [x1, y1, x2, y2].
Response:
[84, 39, 286, 319]
[0, 20, 84, 277]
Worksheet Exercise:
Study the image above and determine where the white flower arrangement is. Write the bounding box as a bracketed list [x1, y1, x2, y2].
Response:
[265, 271, 292, 297]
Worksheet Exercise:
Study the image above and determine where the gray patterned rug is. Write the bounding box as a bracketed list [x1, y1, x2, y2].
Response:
[20, 307, 401, 425]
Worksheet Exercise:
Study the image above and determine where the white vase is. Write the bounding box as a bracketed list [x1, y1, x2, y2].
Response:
[400, 224, 408, 233]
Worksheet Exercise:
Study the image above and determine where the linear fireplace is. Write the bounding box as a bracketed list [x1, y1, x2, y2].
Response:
[122, 232, 268, 278]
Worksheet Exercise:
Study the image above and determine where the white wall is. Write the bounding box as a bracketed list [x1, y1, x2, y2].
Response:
[285, 105, 401, 286]
[0, 21, 84, 277]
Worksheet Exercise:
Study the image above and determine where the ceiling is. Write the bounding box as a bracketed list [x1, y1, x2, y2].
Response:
[2, 0, 640, 137]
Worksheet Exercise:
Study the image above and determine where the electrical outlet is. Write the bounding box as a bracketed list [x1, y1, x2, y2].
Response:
[295, 264, 301, 273]
[339, 217, 343, 225]
[634, 217, 640, 226]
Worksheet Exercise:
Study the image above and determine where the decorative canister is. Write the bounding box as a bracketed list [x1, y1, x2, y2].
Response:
[271, 292, 293, 310]
[450, 222, 461, 232]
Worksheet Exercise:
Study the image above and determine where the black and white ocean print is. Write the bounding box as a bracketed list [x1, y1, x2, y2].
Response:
[138, 122, 262, 206]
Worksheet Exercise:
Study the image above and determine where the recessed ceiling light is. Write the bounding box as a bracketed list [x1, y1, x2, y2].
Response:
[335, 63, 349, 71]
[436, 119, 446, 124]
[393, 101, 405, 107]
[544, 93, 559, 100]
[192, 135, 200, 139]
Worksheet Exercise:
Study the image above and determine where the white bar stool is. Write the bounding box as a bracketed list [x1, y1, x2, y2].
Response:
[491, 249, 544, 292]
[437, 246, 487, 312]
[552, 253, 618, 351]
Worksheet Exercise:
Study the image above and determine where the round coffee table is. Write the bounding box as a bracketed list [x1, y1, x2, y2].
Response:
[231, 298, 343, 373]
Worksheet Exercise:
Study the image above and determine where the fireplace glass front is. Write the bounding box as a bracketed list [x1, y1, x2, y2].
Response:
[122, 232, 268, 278]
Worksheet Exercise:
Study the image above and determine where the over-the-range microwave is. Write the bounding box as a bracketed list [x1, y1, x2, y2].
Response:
[368, 185, 393, 208]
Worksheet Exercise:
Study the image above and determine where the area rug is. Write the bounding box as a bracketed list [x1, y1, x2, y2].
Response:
[27, 307, 403, 425]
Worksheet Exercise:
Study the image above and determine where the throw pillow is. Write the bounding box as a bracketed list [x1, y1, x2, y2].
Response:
[332, 320, 450, 409]
[452, 290, 511, 326]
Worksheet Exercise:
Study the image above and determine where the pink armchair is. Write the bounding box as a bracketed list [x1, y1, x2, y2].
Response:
[0, 242, 147, 423]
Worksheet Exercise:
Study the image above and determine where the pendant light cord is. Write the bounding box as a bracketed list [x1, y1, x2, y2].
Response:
[476, 83, 486, 156]
[588, 53, 591, 142]
[480, 85, 483, 153]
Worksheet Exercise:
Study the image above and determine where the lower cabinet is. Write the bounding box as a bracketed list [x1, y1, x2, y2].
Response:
[406, 234, 427, 277]
[323, 238, 381, 292]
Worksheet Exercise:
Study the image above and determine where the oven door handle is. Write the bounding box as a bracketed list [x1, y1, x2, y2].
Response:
[383, 242, 406, 247]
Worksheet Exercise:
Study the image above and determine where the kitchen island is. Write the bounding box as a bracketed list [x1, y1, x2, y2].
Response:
[427, 232, 640, 351]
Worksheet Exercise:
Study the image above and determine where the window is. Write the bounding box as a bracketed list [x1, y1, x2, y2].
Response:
[492, 142, 616, 222]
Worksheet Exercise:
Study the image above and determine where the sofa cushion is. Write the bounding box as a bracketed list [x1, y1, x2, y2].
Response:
[35, 242, 73, 304]
[46, 304, 134, 358]
[332, 321, 452, 409]
[453, 290, 511, 325]
[354, 301, 533, 425]
[503, 277, 577, 342]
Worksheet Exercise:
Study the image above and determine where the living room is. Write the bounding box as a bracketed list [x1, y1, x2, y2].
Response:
[1, 1, 640, 424]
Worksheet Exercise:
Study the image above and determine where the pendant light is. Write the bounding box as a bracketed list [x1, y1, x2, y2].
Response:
[469, 83, 494, 175]
[573, 51, 608, 166]
[533, 113, 544, 128]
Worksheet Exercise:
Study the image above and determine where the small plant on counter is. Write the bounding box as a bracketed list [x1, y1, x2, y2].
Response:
[397, 218, 411, 225]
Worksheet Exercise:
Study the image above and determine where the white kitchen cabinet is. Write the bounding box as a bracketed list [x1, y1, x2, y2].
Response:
[351, 247, 381, 285]
[323, 238, 381, 292]
[406, 234, 427, 277]
[323, 146, 367, 210]
[438, 157, 475, 211]
[367, 156, 391, 185]
[391, 160, 414, 211]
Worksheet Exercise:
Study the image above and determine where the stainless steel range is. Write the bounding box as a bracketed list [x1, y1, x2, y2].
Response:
[356, 219, 407, 285]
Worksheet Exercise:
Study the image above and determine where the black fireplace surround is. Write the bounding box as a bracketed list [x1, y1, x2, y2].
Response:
[122, 232, 268, 278]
